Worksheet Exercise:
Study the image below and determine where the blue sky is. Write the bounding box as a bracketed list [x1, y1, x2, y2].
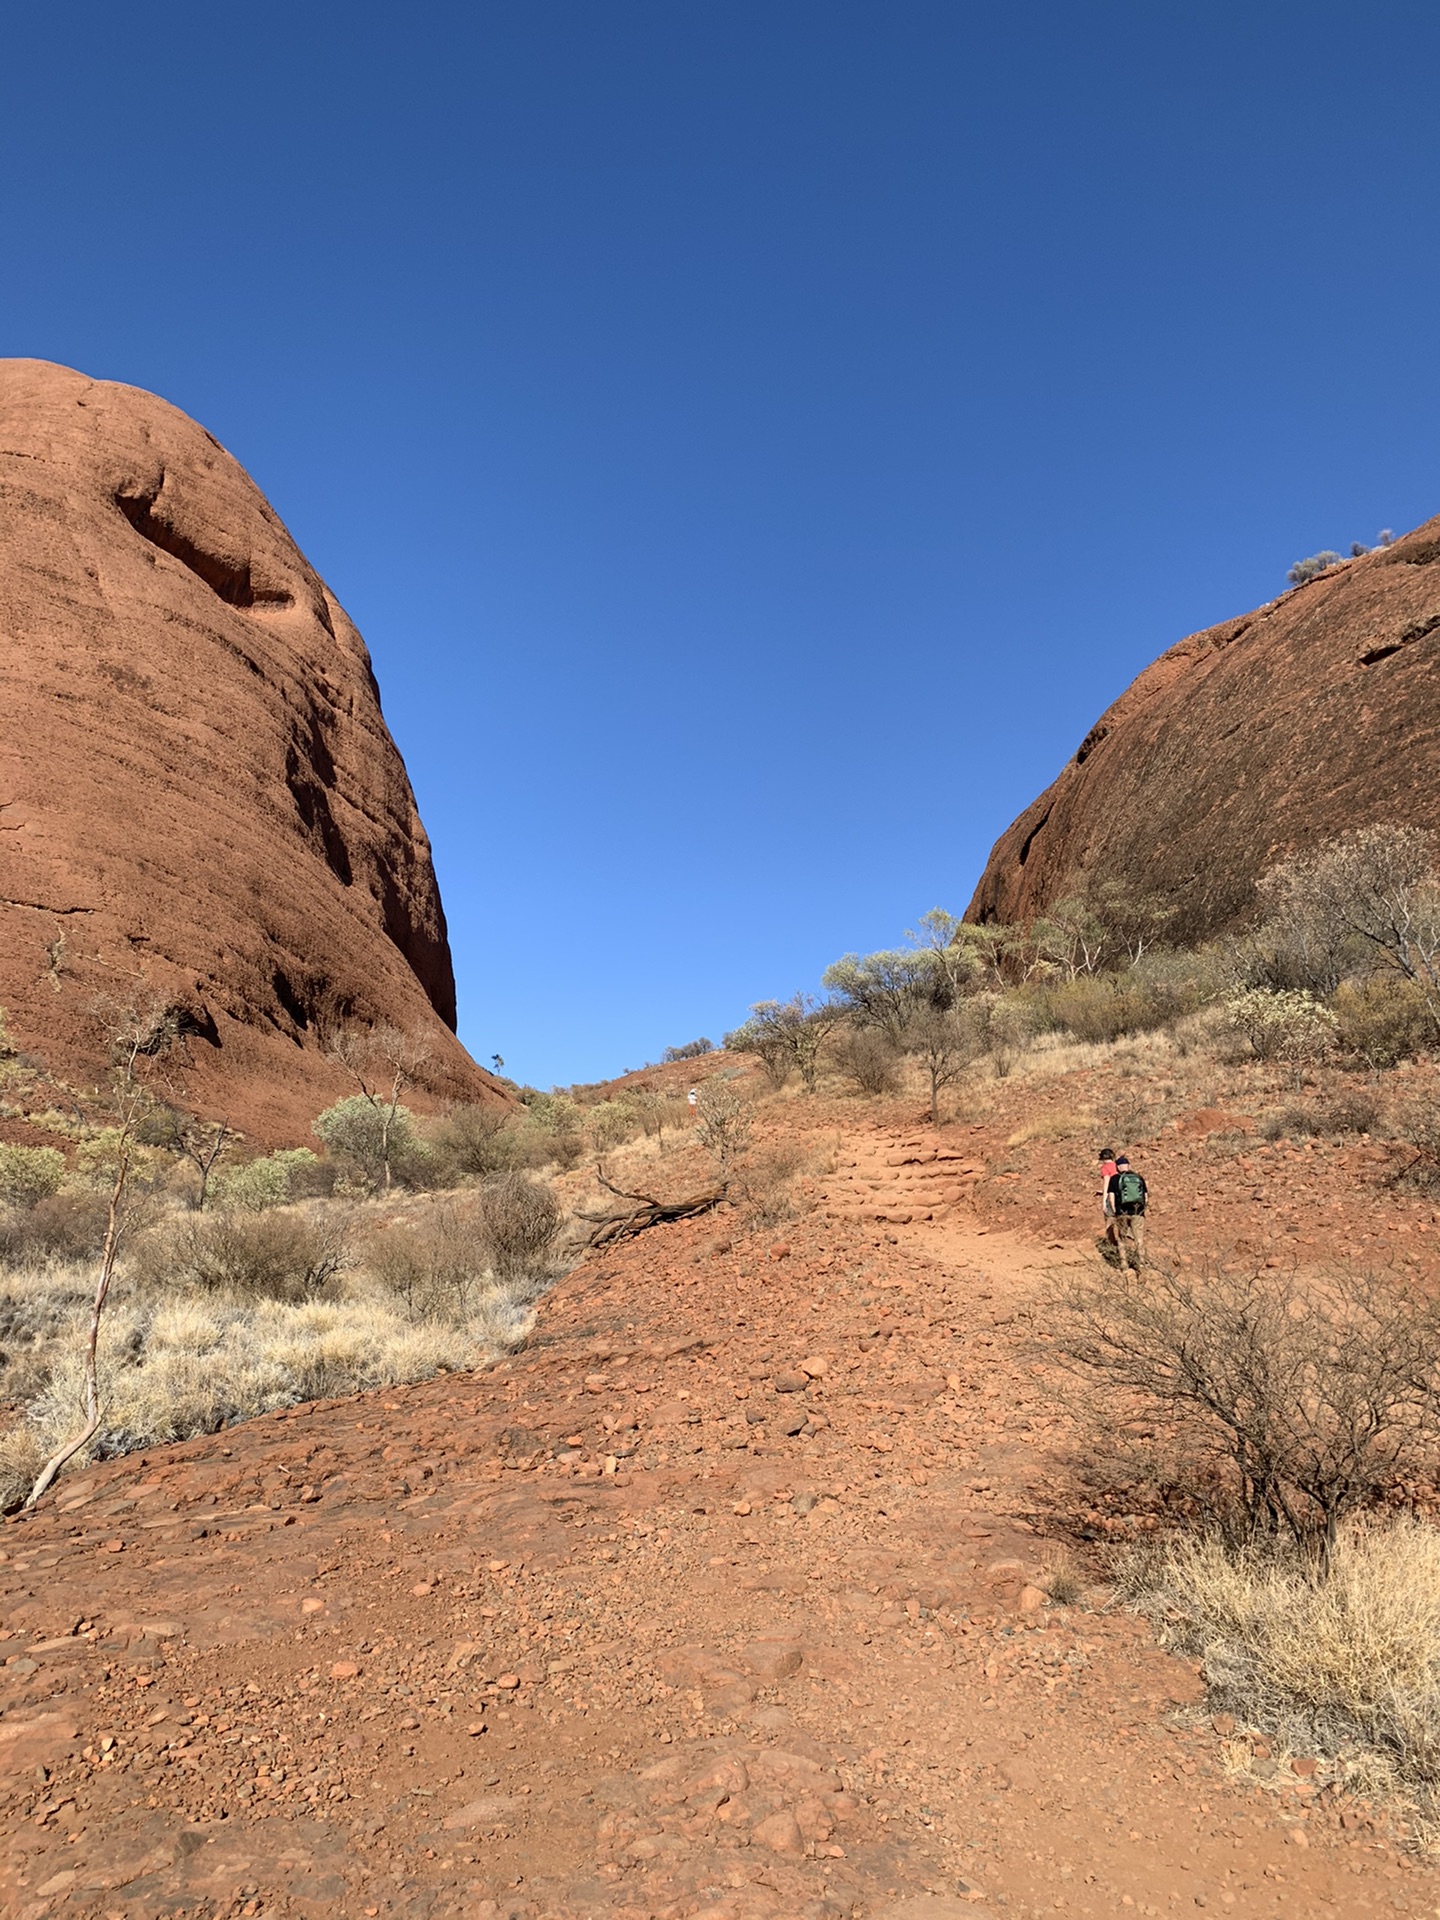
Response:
[5, 4, 1439, 1086]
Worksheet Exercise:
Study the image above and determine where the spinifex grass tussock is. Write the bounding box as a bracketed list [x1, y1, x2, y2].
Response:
[1125, 1520, 1440, 1812]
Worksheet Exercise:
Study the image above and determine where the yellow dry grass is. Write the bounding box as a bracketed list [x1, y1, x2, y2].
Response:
[1130, 1519, 1440, 1810]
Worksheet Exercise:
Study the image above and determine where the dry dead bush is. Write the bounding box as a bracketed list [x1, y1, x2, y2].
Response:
[694, 1082, 753, 1178]
[1125, 1520, 1440, 1810]
[135, 1207, 352, 1303]
[0, 1190, 112, 1269]
[1052, 1261, 1440, 1563]
[1006, 1112, 1100, 1148]
[0, 1424, 46, 1513]
[366, 1201, 488, 1323]
[834, 1026, 901, 1096]
[473, 1172, 562, 1290]
[733, 1141, 809, 1229]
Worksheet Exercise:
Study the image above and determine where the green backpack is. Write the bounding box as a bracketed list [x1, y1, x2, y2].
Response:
[1116, 1170, 1147, 1214]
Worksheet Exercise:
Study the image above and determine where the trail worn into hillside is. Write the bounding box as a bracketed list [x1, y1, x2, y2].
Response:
[2, 1116, 1432, 1918]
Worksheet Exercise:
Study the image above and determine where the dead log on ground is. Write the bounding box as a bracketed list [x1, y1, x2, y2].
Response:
[577, 1165, 727, 1248]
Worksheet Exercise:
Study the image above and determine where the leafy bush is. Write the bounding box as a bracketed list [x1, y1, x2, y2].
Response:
[0, 1145, 66, 1210]
[427, 1103, 515, 1180]
[212, 1148, 322, 1212]
[1224, 987, 1337, 1076]
[587, 1099, 642, 1153]
[137, 1208, 352, 1303]
[313, 1095, 422, 1190]
[473, 1172, 562, 1289]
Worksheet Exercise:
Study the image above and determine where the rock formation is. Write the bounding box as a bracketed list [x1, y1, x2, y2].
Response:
[967, 517, 1440, 940]
[0, 358, 497, 1143]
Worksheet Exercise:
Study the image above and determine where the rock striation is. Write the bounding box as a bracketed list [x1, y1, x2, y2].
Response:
[0, 358, 496, 1142]
[967, 517, 1440, 940]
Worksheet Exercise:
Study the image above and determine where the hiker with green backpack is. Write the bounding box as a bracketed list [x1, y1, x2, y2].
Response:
[1104, 1155, 1148, 1269]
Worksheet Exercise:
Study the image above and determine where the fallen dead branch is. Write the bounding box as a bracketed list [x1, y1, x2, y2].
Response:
[578, 1165, 727, 1247]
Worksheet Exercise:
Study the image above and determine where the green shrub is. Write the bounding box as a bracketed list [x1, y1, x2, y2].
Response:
[0, 1145, 65, 1209]
[312, 1095, 422, 1190]
[212, 1148, 322, 1211]
[1224, 988, 1338, 1075]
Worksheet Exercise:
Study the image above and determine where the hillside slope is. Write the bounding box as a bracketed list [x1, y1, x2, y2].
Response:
[967, 519, 1440, 938]
[0, 359, 496, 1141]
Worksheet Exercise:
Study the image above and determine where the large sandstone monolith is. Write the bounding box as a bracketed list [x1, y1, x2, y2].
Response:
[0, 358, 497, 1143]
[968, 521, 1440, 940]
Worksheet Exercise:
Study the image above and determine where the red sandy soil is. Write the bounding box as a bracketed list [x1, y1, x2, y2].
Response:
[2, 1065, 1436, 1919]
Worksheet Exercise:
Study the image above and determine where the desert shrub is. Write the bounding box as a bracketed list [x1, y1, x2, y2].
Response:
[1332, 976, 1433, 1069]
[834, 1025, 901, 1096]
[959, 992, 1034, 1077]
[694, 1081, 752, 1178]
[1127, 1520, 1440, 1810]
[366, 1202, 488, 1323]
[137, 1208, 352, 1303]
[1224, 987, 1337, 1078]
[473, 1173, 561, 1289]
[312, 1095, 423, 1191]
[427, 1103, 515, 1180]
[0, 1189, 113, 1268]
[663, 1038, 713, 1062]
[1389, 1104, 1440, 1190]
[587, 1098, 642, 1153]
[1259, 827, 1440, 1034]
[0, 1145, 66, 1209]
[513, 1092, 585, 1170]
[733, 1142, 808, 1228]
[212, 1148, 322, 1212]
[1054, 1262, 1440, 1561]
[631, 1088, 691, 1151]
[1317, 1087, 1382, 1136]
[1287, 550, 1342, 587]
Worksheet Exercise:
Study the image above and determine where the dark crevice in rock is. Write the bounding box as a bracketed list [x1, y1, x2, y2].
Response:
[1360, 615, 1440, 667]
[115, 481, 293, 612]
[1017, 807, 1052, 868]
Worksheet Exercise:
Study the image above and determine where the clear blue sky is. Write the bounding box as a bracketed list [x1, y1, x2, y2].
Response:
[5, 4, 1438, 1086]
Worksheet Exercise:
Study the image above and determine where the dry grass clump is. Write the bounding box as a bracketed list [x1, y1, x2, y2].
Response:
[1006, 1112, 1101, 1149]
[24, 1293, 480, 1462]
[1126, 1520, 1440, 1806]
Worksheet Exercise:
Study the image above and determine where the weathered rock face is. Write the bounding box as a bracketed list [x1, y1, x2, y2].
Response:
[0, 358, 496, 1143]
[967, 517, 1440, 941]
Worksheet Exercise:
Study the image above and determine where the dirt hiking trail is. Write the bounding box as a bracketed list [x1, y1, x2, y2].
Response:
[2, 1105, 1432, 1919]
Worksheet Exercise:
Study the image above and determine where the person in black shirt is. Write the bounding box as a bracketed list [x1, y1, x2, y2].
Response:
[1105, 1155, 1147, 1270]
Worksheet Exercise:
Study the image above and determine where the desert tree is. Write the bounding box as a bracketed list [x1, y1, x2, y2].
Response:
[326, 1021, 431, 1191]
[901, 1005, 976, 1124]
[26, 997, 180, 1507]
[726, 994, 845, 1093]
[141, 1104, 231, 1209]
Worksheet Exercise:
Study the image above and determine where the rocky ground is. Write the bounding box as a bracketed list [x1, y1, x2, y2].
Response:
[3, 1060, 1438, 1919]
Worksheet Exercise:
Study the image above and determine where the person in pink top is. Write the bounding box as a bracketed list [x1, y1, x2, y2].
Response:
[1096, 1146, 1119, 1256]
